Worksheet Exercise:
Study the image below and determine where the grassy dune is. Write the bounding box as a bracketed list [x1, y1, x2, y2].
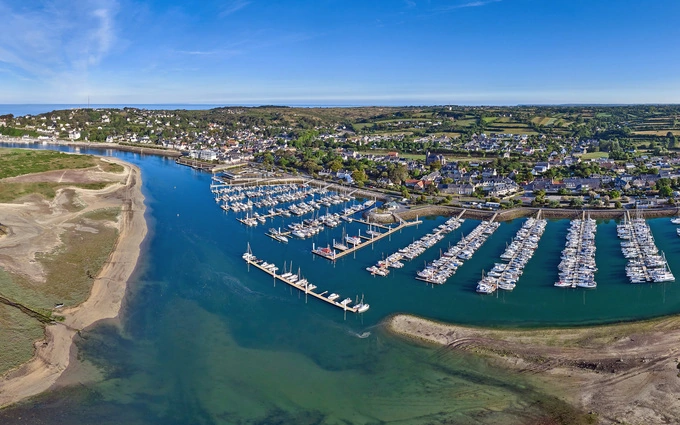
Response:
[38, 219, 119, 309]
[0, 304, 44, 374]
[81, 207, 122, 222]
[99, 161, 124, 173]
[0, 150, 125, 377]
[0, 213, 120, 376]
[0, 182, 109, 203]
[0, 217, 119, 313]
[0, 149, 97, 179]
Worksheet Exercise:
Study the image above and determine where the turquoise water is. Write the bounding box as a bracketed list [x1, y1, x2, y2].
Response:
[2, 143, 680, 423]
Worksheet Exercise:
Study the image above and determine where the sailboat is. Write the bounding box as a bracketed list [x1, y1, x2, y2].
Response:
[355, 294, 370, 313]
[672, 214, 680, 225]
[242, 242, 255, 261]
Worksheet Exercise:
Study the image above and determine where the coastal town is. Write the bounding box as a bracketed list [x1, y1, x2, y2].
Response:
[3, 0, 680, 424]
[2, 105, 680, 211]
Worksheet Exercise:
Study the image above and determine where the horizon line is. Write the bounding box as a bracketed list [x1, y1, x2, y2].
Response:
[2, 102, 680, 108]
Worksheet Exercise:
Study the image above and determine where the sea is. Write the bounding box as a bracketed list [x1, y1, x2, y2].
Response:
[0, 104, 370, 117]
[1, 142, 680, 424]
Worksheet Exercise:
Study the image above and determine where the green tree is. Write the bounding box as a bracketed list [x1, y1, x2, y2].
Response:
[389, 164, 409, 185]
[262, 152, 274, 167]
[429, 160, 442, 172]
[659, 185, 673, 197]
[570, 197, 584, 207]
[327, 159, 343, 173]
[351, 169, 368, 184]
[303, 159, 320, 174]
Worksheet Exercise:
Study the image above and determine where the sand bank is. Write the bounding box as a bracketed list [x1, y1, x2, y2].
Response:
[387, 314, 680, 425]
[0, 158, 147, 408]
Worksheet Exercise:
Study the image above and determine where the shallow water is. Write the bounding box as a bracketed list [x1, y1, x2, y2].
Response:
[2, 142, 679, 423]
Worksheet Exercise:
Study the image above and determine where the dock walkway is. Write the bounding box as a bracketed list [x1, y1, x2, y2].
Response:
[415, 215, 500, 284]
[382, 210, 465, 265]
[312, 219, 422, 261]
[243, 253, 368, 313]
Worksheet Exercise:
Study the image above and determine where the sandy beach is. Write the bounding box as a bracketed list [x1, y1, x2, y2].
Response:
[0, 157, 147, 409]
[388, 314, 680, 425]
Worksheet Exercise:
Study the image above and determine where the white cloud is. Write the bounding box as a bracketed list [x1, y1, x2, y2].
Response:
[0, 0, 119, 99]
[219, 0, 251, 18]
[91, 8, 115, 64]
[439, 0, 502, 10]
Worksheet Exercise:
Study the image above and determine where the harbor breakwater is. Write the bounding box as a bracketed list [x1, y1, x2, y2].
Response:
[373, 205, 680, 223]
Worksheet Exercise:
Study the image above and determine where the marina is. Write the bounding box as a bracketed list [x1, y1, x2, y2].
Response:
[618, 211, 675, 283]
[211, 177, 679, 295]
[476, 212, 547, 294]
[213, 179, 378, 228]
[555, 213, 598, 289]
[366, 211, 465, 276]
[242, 247, 370, 314]
[232, 196, 376, 228]
[416, 215, 500, 285]
[3, 144, 680, 327]
[312, 218, 422, 261]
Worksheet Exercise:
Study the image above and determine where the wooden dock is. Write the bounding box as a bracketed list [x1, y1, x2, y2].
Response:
[352, 218, 389, 230]
[312, 219, 422, 261]
[387, 209, 466, 263]
[414, 216, 500, 285]
[265, 231, 291, 243]
[243, 255, 368, 313]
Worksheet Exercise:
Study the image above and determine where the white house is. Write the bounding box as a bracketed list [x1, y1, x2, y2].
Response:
[190, 149, 217, 161]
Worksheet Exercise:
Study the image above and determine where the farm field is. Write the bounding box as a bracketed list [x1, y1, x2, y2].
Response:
[579, 152, 609, 160]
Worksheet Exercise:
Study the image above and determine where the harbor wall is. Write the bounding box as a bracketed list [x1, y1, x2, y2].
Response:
[387, 205, 680, 223]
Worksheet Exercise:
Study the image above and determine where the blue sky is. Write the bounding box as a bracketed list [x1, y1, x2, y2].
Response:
[0, 0, 679, 105]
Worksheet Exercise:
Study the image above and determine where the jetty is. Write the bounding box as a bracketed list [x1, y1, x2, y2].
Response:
[618, 210, 674, 283]
[312, 219, 422, 261]
[476, 211, 547, 294]
[242, 249, 369, 314]
[555, 212, 598, 289]
[366, 211, 465, 276]
[416, 217, 500, 285]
